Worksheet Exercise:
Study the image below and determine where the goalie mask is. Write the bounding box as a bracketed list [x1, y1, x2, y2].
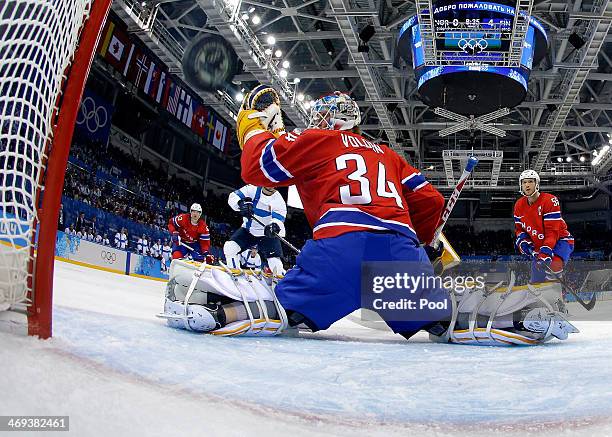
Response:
[308, 91, 361, 131]
[519, 169, 540, 196]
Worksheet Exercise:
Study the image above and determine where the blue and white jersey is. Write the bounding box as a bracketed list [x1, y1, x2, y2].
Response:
[240, 250, 262, 269]
[162, 244, 172, 261]
[151, 243, 162, 258]
[228, 185, 287, 237]
[115, 232, 128, 250]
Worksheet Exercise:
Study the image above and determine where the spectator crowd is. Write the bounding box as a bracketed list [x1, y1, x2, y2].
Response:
[60, 137, 612, 265]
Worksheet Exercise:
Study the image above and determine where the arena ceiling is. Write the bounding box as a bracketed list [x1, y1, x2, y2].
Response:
[112, 0, 612, 193]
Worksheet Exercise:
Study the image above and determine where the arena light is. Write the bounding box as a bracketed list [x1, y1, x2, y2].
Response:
[241, 13, 249, 21]
[579, 156, 586, 163]
[266, 35, 276, 45]
[279, 69, 288, 78]
[297, 93, 304, 101]
[235, 92, 244, 102]
[282, 60, 290, 69]
[556, 157, 563, 163]
[566, 156, 573, 162]
[592, 145, 611, 166]
[248, 7, 255, 13]
[265, 48, 272, 56]
[274, 49, 283, 58]
[251, 15, 261, 25]
[293, 78, 300, 84]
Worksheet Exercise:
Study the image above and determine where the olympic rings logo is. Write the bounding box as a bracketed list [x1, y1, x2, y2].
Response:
[101, 250, 117, 264]
[458, 38, 488, 54]
[76, 96, 108, 133]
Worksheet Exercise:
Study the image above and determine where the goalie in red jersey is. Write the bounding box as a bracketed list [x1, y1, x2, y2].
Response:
[513, 170, 574, 283]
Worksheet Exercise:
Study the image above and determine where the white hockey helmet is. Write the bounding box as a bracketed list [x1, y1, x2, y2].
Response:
[519, 169, 540, 196]
[307, 91, 361, 131]
[190, 203, 203, 213]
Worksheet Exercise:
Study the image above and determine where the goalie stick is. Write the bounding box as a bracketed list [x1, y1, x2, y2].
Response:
[430, 156, 479, 249]
[250, 216, 301, 254]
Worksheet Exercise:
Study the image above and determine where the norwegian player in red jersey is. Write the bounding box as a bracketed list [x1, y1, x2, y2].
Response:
[167, 203, 211, 262]
[236, 88, 451, 337]
[514, 170, 574, 282]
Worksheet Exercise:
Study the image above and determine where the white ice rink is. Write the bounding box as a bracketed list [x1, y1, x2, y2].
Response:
[1, 260, 612, 437]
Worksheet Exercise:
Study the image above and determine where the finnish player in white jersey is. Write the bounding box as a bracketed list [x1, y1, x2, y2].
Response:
[223, 184, 287, 274]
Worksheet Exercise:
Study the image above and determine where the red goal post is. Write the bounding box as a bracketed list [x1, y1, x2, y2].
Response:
[0, 0, 112, 338]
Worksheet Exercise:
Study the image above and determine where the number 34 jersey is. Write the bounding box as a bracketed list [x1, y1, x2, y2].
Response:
[241, 128, 445, 245]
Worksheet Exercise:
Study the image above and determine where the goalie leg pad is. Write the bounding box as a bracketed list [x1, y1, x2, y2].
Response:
[160, 259, 288, 336]
[267, 257, 285, 276]
[430, 277, 579, 346]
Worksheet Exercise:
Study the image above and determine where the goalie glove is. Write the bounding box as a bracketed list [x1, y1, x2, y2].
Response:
[425, 233, 460, 276]
[237, 85, 285, 149]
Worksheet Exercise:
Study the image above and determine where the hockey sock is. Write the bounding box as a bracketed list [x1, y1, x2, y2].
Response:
[220, 301, 279, 323]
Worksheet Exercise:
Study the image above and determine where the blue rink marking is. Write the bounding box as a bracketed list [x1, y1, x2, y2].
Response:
[53, 306, 612, 425]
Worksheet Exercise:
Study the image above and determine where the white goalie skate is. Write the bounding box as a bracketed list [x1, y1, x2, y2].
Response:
[430, 272, 579, 346]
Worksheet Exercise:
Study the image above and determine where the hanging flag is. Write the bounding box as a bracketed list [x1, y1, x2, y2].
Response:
[143, 61, 159, 97]
[212, 119, 227, 151]
[108, 34, 124, 61]
[175, 89, 194, 126]
[205, 111, 216, 144]
[75, 88, 115, 143]
[132, 52, 150, 89]
[98, 21, 132, 73]
[158, 73, 171, 106]
[155, 71, 167, 103]
[191, 104, 208, 137]
[165, 82, 179, 115]
[122, 43, 135, 77]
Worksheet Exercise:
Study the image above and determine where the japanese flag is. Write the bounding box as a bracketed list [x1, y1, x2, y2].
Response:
[212, 119, 227, 151]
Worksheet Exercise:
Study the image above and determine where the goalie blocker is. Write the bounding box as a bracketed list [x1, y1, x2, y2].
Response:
[159, 259, 578, 345]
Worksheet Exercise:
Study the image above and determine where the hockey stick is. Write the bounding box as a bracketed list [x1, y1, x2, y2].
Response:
[250, 216, 301, 254]
[541, 263, 597, 311]
[430, 156, 479, 248]
[179, 241, 196, 251]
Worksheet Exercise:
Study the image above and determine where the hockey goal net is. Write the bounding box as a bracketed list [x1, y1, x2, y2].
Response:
[0, 0, 111, 338]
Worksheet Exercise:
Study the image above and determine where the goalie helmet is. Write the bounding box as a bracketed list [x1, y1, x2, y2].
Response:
[519, 169, 540, 196]
[308, 91, 361, 131]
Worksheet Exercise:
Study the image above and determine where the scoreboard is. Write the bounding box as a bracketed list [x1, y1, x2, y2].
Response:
[397, 1, 548, 115]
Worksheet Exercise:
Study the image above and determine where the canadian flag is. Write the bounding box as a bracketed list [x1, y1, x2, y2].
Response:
[212, 119, 227, 151]
[108, 35, 124, 61]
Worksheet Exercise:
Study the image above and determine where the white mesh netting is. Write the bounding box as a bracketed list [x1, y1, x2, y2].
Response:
[0, 0, 93, 312]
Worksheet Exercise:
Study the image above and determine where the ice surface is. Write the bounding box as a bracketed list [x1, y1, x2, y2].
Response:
[1, 261, 612, 436]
